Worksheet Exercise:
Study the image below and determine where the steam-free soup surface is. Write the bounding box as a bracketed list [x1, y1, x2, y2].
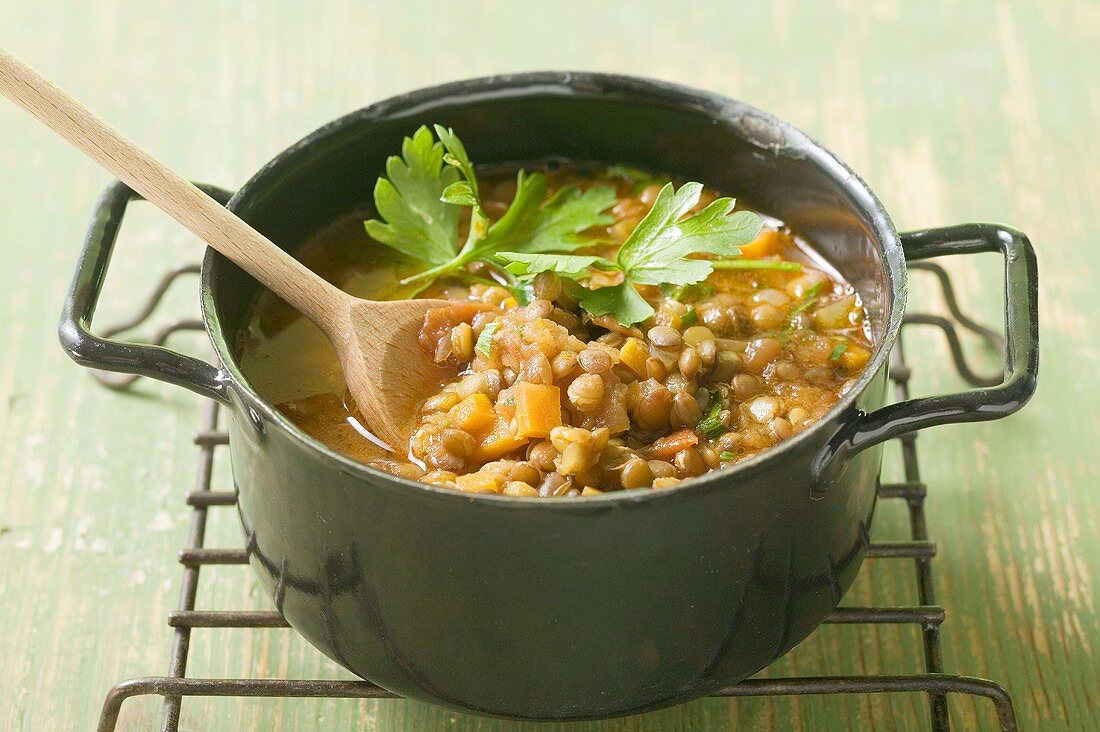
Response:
[238, 166, 873, 497]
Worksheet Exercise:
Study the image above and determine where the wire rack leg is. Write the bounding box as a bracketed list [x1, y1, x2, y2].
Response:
[890, 335, 950, 730]
[160, 399, 222, 732]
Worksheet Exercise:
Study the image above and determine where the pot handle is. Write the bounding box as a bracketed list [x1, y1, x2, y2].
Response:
[814, 223, 1038, 480]
[58, 180, 235, 404]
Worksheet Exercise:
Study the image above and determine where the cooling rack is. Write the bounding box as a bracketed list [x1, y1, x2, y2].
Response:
[91, 261, 1017, 731]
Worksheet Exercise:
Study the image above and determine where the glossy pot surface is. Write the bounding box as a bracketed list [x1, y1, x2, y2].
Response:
[61, 73, 1039, 720]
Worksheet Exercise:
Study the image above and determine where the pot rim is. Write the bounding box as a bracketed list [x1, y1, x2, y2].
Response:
[200, 70, 906, 508]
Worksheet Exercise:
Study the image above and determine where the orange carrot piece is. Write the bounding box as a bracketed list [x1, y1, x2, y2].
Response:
[618, 337, 649, 379]
[514, 383, 563, 439]
[644, 429, 700, 461]
[737, 229, 786, 259]
[448, 393, 496, 435]
[454, 472, 505, 494]
[471, 417, 528, 462]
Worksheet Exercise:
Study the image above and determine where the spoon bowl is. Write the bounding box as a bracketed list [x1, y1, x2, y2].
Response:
[332, 296, 456, 447]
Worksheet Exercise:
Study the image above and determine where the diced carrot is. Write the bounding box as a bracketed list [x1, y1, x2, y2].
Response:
[514, 383, 563, 439]
[454, 472, 505, 494]
[447, 393, 496, 435]
[471, 417, 528, 462]
[618, 337, 649, 379]
[644, 429, 700, 461]
[494, 389, 517, 422]
[738, 229, 786, 259]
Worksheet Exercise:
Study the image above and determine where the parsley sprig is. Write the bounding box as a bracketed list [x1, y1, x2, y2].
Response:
[364, 125, 615, 287]
[501, 182, 762, 324]
[364, 126, 768, 326]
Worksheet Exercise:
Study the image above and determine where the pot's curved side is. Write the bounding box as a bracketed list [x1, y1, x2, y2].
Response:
[227, 368, 886, 719]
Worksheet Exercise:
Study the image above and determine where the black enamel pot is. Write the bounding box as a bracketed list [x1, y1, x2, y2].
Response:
[60, 73, 1038, 720]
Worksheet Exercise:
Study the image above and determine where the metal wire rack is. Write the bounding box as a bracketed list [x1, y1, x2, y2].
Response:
[91, 262, 1018, 731]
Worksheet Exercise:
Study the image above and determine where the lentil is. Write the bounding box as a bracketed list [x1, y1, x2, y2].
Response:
[682, 325, 715, 347]
[578, 348, 612, 374]
[532, 271, 562, 301]
[527, 440, 558, 472]
[771, 417, 794, 440]
[645, 356, 667, 381]
[450, 323, 474, 361]
[671, 391, 703, 427]
[633, 379, 672, 431]
[621, 458, 655, 489]
[648, 460, 677, 479]
[678, 347, 701, 380]
[568, 373, 605, 413]
[647, 325, 682, 350]
[674, 447, 707, 477]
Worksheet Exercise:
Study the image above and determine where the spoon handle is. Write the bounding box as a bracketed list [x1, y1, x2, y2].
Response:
[0, 46, 346, 326]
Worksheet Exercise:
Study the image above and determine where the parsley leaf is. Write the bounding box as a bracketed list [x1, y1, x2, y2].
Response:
[390, 127, 616, 286]
[434, 126, 481, 198]
[485, 177, 615, 256]
[618, 183, 761, 286]
[681, 305, 699, 327]
[363, 126, 460, 265]
[364, 129, 765, 328]
[697, 392, 727, 437]
[829, 340, 849, 361]
[497, 252, 618, 280]
[440, 180, 478, 207]
[576, 284, 654, 325]
[434, 124, 490, 247]
[475, 321, 501, 357]
[788, 281, 823, 317]
[661, 282, 716, 302]
[494, 182, 763, 325]
[594, 183, 761, 324]
[506, 279, 536, 306]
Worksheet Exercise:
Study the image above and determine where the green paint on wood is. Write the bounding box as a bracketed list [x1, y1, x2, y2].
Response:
[0, 1, 1096, 729]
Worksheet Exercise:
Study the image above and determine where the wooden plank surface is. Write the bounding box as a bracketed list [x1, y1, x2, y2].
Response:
[0, 1, 1095, 729]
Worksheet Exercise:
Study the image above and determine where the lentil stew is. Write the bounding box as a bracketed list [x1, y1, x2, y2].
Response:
[237, 163, 873, 497]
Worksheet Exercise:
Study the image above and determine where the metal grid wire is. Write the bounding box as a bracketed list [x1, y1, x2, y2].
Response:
[92, 262, 1018, 732]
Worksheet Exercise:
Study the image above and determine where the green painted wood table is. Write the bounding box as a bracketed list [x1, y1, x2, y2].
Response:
[1, 1, 1096, 729]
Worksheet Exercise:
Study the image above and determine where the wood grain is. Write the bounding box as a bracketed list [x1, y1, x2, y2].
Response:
[0, 1, 1095, 730]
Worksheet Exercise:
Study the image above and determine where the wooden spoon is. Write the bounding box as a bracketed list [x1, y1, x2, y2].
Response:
[0, 46, 450, 449]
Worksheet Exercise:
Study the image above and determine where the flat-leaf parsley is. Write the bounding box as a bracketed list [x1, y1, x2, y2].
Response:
[499, 183, 763, 324]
